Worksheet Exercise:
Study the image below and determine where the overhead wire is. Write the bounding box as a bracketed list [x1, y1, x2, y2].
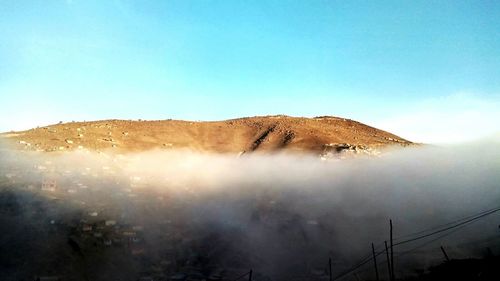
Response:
[332, 205, 500, 280]
[393, 205, 500, 242]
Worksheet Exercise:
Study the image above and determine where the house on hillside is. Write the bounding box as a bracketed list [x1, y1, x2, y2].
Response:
[41, 179, 57, 192]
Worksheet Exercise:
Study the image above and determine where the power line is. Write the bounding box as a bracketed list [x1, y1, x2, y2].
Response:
[393, 205, 500, 242]
[376, 225, 499, 273]
[332, 206, 500, 280]
[352, 225, 467, 279]
[394, 207, 500, 246]
[394, 222, 470, 258]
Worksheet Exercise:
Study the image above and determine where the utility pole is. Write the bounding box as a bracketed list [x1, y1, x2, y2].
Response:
[440, 246, 450, 262]
[248, 269, 253, 281]
[329, 257, 333, 281]
[372, 243, 379, 281]
[390, 219, 395, 281]
[385, 241, 392, 281]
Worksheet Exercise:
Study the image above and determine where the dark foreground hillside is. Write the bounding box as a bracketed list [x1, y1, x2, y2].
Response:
[401, 257, 500, 281]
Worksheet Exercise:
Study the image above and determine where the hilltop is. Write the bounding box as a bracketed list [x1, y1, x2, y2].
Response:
[0, 115, 412, 155]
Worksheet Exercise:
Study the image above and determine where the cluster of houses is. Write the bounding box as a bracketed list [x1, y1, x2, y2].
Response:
[320, 143, 381, 160]
[75, 218, 146, 253]
[0, 155, 319, 281]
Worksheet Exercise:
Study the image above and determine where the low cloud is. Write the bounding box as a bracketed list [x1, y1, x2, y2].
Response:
[0, 143, 499, 280]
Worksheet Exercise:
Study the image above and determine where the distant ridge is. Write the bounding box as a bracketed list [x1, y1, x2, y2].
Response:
[0, 115, 412, 154]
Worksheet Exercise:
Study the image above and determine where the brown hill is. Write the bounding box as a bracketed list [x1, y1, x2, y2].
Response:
[0, 115, 412, 154]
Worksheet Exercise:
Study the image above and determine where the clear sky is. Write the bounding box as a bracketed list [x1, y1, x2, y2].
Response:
[1, 0, 499, 143]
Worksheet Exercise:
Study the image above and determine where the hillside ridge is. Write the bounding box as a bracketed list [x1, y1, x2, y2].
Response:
[0, 115, 412, 154]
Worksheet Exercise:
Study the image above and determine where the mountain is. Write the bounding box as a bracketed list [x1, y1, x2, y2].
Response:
[0, 115, 412, 154]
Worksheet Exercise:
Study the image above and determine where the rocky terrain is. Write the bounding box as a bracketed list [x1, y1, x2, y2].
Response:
[0, 115, 412, 155]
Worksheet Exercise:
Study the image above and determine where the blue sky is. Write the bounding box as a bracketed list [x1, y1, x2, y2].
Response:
[1, 0, 499, 143]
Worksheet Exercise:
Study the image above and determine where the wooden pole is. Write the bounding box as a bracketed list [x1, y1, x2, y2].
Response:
[248, 269, 253, 281]
[390, 219, 395, 281]
[329, 257, 332, 281]
[385, 241, 392, 281]
[440, 246, 450, 262]
[372, 243, 380, 281]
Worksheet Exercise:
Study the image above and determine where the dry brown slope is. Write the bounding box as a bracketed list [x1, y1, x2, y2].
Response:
[0, 115, 412, 154]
